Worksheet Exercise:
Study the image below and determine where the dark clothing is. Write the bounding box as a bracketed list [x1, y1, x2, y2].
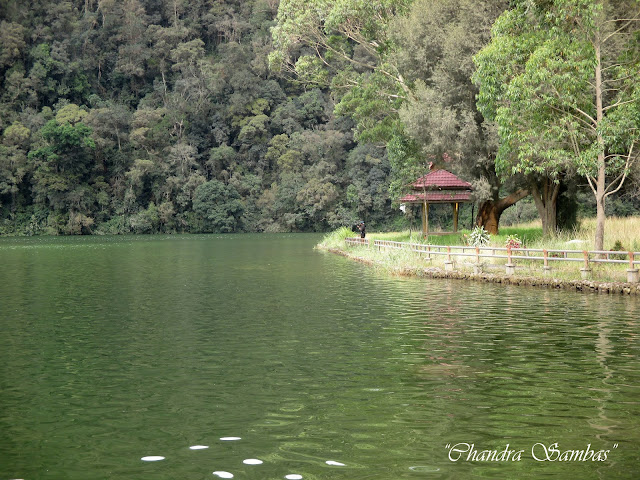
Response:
[358, 223, 366, 238]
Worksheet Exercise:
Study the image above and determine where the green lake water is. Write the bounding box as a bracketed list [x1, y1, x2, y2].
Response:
[0, 234, 639, 479]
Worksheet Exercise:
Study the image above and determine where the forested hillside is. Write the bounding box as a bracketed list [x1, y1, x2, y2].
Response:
[0, 0, 395, 234]
[1, 0, 638, 236]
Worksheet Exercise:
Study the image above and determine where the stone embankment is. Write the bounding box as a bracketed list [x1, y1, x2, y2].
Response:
[327, 248, 640, 296]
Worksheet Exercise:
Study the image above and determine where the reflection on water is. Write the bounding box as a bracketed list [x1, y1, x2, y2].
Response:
[0, 234, 639, 479]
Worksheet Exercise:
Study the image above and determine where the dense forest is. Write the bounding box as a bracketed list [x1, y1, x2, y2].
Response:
[0, 0, 638, 237]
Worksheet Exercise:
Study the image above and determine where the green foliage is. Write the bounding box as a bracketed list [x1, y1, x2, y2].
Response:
[317, 226, 354, 249]
[193, 180, 244, 233]
[473, 0, 640, 248]
[0, 0, 637, 236]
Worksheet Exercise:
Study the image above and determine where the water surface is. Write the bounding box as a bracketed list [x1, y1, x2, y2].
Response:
[1, 234, 639, 479]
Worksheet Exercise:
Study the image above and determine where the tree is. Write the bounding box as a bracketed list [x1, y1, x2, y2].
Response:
[193, 179, 244, 232]
[474, 0, 640, 248]
[270, 0, 411, 146]
[392, 0, 527, 234]
[271, 0, 530, 233]
[0, 122, 30, 212]
[28, 104, 96, 213]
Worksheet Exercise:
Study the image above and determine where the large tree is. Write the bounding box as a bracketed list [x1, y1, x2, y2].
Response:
[474, 0, 640, 248]
[271, 0, 532, 234]
[392, 0, 526, 234]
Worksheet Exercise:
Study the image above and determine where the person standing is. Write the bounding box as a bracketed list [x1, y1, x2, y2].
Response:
[358, 221, 366, 238]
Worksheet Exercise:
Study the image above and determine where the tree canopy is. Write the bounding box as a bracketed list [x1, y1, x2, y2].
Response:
[0, 0, 638, 238]
[474, 0, 640, 247]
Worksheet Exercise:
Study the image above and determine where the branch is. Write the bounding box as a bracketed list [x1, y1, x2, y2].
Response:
[585, 173, 597, 195]
[549, 104, 597, 133]
[602, 17, 640, 43]
[314, 37, 410, 93]
[496, 188, 530, 212]
[604, 142, 637, 197]
[604, 99, 637, 112]
[550, 86, 598, 127]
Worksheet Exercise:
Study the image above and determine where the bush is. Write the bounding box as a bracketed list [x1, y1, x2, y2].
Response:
[318, 226, 355, 249]
[505, 234, 522, 249]
[610, 240, 627, 260]
[468, 225, 490, 246]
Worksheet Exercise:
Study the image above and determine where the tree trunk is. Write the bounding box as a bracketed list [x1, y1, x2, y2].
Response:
[594, 34, 606, 252]
[476, 188, 529, 234]
[530, 177, 560, 237]
[595, 190, 606, 251]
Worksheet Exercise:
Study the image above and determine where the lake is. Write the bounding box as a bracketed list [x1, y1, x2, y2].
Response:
[1, 234, 639, 479]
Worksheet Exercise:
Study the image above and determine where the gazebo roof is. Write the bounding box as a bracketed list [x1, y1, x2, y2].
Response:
[399, 191, 472, 204]
[410, 169, 473, 191]
[399, 169, 473, 204]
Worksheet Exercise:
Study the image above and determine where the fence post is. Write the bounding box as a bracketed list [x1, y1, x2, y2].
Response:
[505, 245, 515, 275]
[628, 252, 639, 283]
[444, 245, 454, 271]
[580, 250, 592, 279]
[473, 246, 483, 274]
[542, 249, 552, 275]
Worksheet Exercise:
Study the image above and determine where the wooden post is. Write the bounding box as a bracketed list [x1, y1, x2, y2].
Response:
[505, 245, 515, 275]
[580, 250, 592, 279]
[628, 252, 639, 283]
[473, 245, 482, 274]
[543, 249, 552, 275]
[444, 245, 453, 271]
[422, 201, 429, 236]
[453, 202, 459, 232]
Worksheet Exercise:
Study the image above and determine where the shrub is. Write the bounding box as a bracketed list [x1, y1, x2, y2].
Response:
[469, 225, 490, 246]
[610, 240, 626, 260]
[318, 226, 354, 249]
[505, 234, 522, 249]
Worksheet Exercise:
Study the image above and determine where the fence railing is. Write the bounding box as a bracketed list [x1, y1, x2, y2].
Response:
[344, 237, 640, 282]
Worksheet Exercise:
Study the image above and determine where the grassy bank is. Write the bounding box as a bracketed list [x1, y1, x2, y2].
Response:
[318, 217, 640, 285]
[320, 217, 640, 251]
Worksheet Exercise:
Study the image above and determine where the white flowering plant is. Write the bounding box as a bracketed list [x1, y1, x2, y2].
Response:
[469, 226, 490, 247]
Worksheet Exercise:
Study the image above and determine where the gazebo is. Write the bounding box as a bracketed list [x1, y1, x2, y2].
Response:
[399, 169, 473, 236]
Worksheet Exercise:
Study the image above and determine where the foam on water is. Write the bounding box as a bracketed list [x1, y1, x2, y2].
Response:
[212, 471, 234, 478]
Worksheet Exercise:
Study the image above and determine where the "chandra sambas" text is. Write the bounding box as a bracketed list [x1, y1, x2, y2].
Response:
[446, 442, 618, 462]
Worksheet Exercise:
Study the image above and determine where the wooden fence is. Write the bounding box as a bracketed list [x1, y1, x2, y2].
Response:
[345, 237, 640, 282]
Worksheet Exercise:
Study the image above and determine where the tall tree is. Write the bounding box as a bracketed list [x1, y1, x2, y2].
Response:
[474, 0, 640, 248]
[392, 0, 524, 234]
[271, 0, 531, 233]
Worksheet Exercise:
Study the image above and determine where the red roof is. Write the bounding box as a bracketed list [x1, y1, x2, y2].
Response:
[399, 191, 472, 204]
[410, 169, 473, 190]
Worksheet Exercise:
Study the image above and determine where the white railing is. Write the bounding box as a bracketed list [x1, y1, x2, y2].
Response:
[344, 237, 640, 281]
[345, 237, 370, 247]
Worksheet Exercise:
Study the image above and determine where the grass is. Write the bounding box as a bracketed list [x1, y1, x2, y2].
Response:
[318, 216, 640, 284]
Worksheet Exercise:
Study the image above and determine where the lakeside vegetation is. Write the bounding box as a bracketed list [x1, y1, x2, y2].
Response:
[318, 217, 640, 284]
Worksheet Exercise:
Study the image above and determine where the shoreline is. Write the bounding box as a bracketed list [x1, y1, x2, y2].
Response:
[324, 247, 640, 296]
